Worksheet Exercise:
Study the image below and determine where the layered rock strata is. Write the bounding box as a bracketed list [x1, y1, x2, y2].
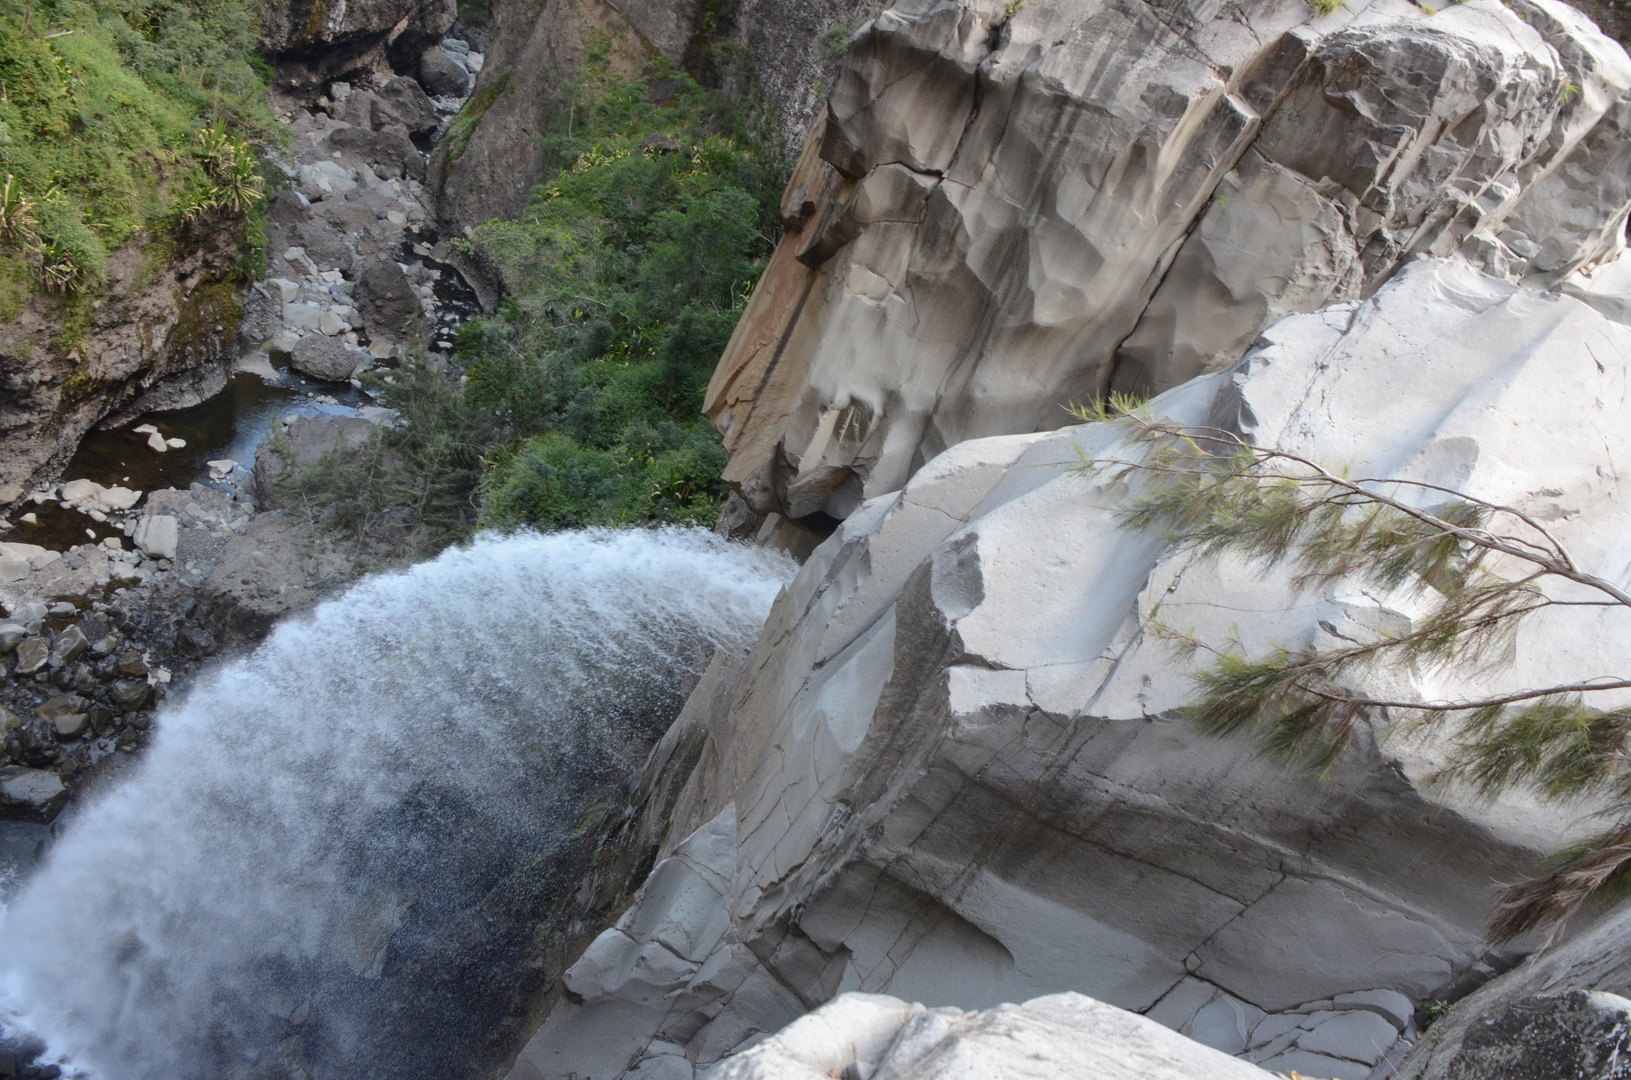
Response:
[703, 0, 1631, 524]
[506, 258, 1631, 1080]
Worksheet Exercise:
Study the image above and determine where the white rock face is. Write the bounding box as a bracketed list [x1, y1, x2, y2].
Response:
[509, 260, 1631, 1080]
[707, 992, 1278, 1080]
[705, 0, 1631, 522]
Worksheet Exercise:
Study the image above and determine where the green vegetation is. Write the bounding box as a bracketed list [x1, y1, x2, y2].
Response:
[1079, 410, 1631, 944]
[0, 0, 276, 294]
[280, 60, 783, 554]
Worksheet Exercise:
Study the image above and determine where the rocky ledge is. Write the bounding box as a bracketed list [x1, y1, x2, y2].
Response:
[0, 475, 358, 823]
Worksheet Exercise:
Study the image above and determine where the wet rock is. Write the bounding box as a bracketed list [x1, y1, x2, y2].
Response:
[372, 76, 439, 138]
[35, 696, 88, 738]
[290, 334, 361, 382]
[133, 515, 180, 560]
[418, 45, 469, 97]
[355, 259, 422, 338]
[110, 678, 152, 712]
[49, 626, 87, 663]
[0, 766, 68, 822]
[176, 625, 217, 659]
[14, 639, 47, 675]
[116, 651, 147, 678]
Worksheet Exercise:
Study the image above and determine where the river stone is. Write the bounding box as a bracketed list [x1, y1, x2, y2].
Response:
[0, 767, 68, 822]
[14, 638, 48, 675]
[371, 75, 439, 138]
[1295, 1010, 1397, 1065]
[133, 515, 179, 560]
[110, 678, 152, 712]
[418, 44, 469, 97]
[0, 706, 19, 732]
[49, 626, 87, 663]
[36, 696, 88, 738]
[290, 334, 360, 382]
[117, 650, 147, 677]
[283, 302, 324, 332]
[0, 549, 27, 584]
[0, 621, 24, 652]
[355, 260, 421, 338]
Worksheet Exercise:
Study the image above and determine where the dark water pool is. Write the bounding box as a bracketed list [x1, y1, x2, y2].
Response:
[8, 358, 375, 550]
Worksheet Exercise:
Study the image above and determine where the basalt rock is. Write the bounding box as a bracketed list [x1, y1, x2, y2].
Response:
[703, 0, 1631, 524]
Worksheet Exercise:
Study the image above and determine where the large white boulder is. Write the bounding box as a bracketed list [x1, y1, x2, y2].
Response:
[509, 259, 1631, 1080]
[708, 992, 1277, 1080]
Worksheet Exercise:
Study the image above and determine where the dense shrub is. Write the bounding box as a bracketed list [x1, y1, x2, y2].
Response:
[295, 60, 782, 553]
[0, 0, 276, 293]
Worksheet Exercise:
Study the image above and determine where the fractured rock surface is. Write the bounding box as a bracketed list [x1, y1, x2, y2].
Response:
[705, 0, 1631, 522]
[507, 259, 1631, 1079]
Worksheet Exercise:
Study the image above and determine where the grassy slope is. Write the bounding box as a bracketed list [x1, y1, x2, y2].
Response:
[0, 0, 276, 313]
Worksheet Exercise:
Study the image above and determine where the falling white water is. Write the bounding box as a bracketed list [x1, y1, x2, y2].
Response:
[0, 528, 792, 1080]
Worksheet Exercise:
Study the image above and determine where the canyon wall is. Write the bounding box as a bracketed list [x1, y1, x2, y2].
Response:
[427, 0, 875, 233]
[508, 257, 1631, 1080]
[0, 228, 245, 510]
[704, 0, 1631, 526]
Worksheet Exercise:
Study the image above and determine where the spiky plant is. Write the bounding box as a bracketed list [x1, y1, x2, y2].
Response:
[0, 174, 39, 246]
[1077, 411, 1631, 945]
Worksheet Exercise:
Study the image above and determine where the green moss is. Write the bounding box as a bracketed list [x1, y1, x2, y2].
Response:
[442, 71, 511, 162]
[300, 0, 327, 43]
[0, 0, 276, 297]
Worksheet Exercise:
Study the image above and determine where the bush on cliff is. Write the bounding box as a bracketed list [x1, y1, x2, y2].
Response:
[1082, 408, 1631, 945]
[464, 60, 780, 531]
[0, 0, 276, 300]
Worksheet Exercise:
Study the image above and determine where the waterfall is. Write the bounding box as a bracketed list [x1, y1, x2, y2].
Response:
[0, 528, 793, 1080]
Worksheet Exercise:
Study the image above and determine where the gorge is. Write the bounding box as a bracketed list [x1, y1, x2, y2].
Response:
[3, 0, 1631, 1075]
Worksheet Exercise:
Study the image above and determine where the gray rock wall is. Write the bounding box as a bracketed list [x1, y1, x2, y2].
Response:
[705, 0, 1631, 524]
[504, 259, 1631, 1080]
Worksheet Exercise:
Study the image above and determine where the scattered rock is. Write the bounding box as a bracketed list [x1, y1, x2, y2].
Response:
[0, 766, 68, 822]
[290, 334, 361, 382]
[298, 160, 359, 197]
[146, 431, 169, 453]
[0, 622, 23, 652]
[355, 260, 422, 338]
[372, 76, 439, 138]
[176, 625, 216, 659]
[36, 696, 88, 738]
[49, 626, 87, 664]
[116, 651, 148, 678]
[133, 515, 180, 560]
[109, 678, 152, 712]
[418, 45, 470, 97]
[14, 639, 47, 675]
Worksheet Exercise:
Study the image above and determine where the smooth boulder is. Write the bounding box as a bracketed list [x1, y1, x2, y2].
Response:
[290, 334, 361, 382]
[418, 45, 469, 97]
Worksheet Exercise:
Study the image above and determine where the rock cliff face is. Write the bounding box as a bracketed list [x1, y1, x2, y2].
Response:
[259, 0, 457, 92]
[505, 256, 1631, 1080]
[703, 0, 1631, 525]
[427, 0, 874, 233]
[0, 227, 245, 511]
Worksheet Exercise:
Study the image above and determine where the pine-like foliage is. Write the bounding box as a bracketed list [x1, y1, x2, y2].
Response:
[1076, 408, 1631, 944]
